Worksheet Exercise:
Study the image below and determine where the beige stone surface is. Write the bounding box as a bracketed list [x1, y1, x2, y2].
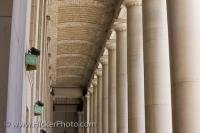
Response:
[100, 55, 109, 133]
[114, 23, 128, 133]
[106, 39, 117, 133]
[8, 0, 200, 133]
[6, 0, 33, 133]
[95, 69, 103, 133]
[125, 1, 145, 133]
[167, 0, 200, 132]
[85, 93, 90, 133]
[88, 86, 94, 133]
[92, 78, 98, 133]
[143, 0, 173, 133]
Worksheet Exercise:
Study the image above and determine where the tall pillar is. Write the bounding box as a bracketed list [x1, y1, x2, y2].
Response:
[100, 55, 109, 133]
[167, 0, 200, 132]
[88, 87, 94, 133]
[92, 79, 98, 133]
[114, 23, 128, 133]
[6, 0, 32, 133]
[49, 96, 54, 133]
[85, 93, 90, 133]
[143, 0, 173, 133]
[106, 39, 117, 133]
[95, 69, 102, 133]
[124, 1, 145, 133]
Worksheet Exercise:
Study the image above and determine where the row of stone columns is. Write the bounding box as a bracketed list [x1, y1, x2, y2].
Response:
[85, 0, 200, 133]
[85, 77, 99, 133]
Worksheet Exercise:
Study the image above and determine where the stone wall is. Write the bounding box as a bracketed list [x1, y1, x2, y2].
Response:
[0, 0, 13, 132]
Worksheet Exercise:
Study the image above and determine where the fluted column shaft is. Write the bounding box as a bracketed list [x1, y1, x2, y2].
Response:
[115, 24, 128, 133]
[125, 1, 145, 133]
[167, 0, 200, 132]
[95, 70, 103, 133]
[106, 40, 117, 133]
[100, 56, 109, 133]
[143, 0, 173, 133]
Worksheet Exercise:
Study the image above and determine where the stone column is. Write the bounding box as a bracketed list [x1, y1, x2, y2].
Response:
[167, 0, 200, 132]
[49, 96, 54, 133]
[100, 55, 109, 133]
[85, 93, 90, 133]
[95, 69, 103, 133]
[92, 79, 98, 133]
[6, 0, 32, 133]
[106, 39, 117, 133]
[143, 0, 173, 133]
[88, 87, 94, 133]
[114, 23, 128, 133]
[124, 1, 145, 133]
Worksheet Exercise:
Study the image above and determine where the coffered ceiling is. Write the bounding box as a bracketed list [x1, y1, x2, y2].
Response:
[48, 0, 121, 88]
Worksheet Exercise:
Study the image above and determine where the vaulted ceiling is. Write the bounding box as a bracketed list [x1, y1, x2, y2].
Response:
[48, 0, 121, 89]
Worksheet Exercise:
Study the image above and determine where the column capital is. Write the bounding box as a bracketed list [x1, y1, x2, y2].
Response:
[100, 55, 108, 65]
[113, 22, 127, 32]
[106, 39, 116, 51]
[92, 78, 98, 86]
[95, 69, 102, 77]
[88, 86, 94, 94]
[124, 0, 142, 7]
[85, 92, 90, 99]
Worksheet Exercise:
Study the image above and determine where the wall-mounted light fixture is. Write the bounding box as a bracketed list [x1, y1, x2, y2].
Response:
[25, 47, 40, 71]
[34, 100, 44, 116]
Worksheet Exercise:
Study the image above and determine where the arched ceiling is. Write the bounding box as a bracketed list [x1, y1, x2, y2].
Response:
[48, 0, 120, 88]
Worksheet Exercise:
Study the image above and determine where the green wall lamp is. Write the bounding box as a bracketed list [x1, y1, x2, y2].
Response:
[25, 47, 40, 71]
[34, 101, 44, 116]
